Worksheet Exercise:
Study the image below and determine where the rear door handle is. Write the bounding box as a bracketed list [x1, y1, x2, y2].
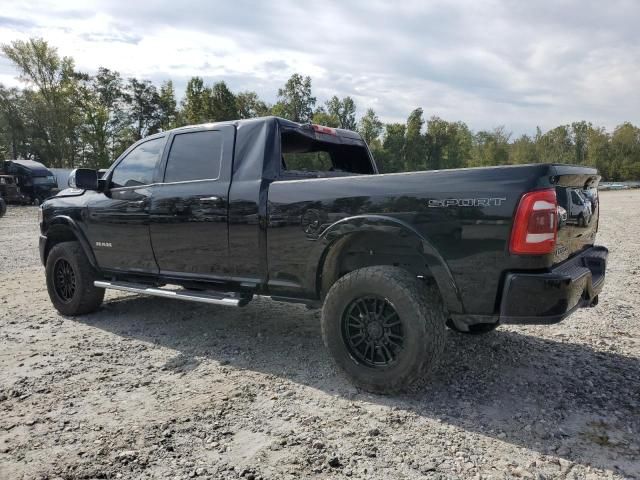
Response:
[127, 200, 146, 207]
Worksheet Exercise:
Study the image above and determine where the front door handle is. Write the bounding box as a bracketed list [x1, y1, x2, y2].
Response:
[199, 196, 223, 205]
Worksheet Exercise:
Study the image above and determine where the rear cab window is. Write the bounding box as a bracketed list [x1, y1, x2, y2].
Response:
[163, 130, 224, 183]
[280, 125, 375, 179]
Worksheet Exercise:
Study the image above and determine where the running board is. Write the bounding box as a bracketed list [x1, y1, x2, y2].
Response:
[94, 280, 248, 307]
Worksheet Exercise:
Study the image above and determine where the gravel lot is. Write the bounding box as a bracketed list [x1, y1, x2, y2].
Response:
[1, 190, 639, 480]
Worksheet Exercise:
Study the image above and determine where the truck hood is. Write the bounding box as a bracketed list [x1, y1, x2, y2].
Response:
[54, 188, 86, 198]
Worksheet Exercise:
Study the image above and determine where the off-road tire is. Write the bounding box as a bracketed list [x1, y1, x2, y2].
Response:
[321, 266, 446, 393]
[46, 241, 104, 316]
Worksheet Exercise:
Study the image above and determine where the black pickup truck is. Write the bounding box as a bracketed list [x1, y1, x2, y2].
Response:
[39, 117, 608, 392]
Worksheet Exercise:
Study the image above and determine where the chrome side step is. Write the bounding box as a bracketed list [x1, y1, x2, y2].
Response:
[94, 280, 247, 307]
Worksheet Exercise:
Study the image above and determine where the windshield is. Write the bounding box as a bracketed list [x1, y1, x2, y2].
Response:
[32, 175, 56, 185]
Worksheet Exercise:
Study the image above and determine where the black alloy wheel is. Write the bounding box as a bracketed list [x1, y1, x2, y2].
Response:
[53, 258, 77, 303]
[341, 295, 404, 368]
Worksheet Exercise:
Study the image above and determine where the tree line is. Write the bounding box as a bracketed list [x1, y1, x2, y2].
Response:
[1, 38, 639, 181]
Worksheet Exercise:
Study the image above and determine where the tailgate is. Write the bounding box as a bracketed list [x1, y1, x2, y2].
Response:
[552, 165, 600, 264]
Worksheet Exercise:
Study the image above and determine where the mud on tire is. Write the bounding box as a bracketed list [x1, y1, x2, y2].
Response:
[321, 266, 446, 393]
[45, 241, 105, 316]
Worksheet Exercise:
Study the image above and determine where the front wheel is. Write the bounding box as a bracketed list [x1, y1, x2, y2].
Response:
[321, 266, 446, 393]
[45, 241, 105, 316]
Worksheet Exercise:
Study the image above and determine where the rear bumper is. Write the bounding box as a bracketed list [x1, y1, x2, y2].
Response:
[500, 245, 608, 324]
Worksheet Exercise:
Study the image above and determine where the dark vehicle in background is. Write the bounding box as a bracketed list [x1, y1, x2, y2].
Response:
[38, 117, 608, 392]
[0, 174, 29, 204]
[556, 186, 593, 227]
[2, 160, 59, 205]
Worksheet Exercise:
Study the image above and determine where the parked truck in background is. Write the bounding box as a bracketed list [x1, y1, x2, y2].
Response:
[38, 117, 608, 392]
[2, 160, 59, 205]
[0, 174, 29, 205]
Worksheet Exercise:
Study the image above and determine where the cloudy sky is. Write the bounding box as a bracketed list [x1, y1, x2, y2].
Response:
[0, 0, 638, 135]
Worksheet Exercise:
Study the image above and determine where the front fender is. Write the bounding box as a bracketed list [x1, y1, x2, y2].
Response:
[310, 215, 464, 315]
[43, 216, 98, 268]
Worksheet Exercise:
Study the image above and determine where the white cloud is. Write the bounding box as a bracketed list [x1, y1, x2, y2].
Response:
[0, 0, 638, 135]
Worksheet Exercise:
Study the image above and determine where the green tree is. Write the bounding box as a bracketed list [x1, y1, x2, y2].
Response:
[0, 86, 27, 159]
[425, 116, 448, 170]
[472, 127, 511, 167]
[510, 134, 539, 165]
[325, 95, 357, 130]
[158, 80, 178, 130]
[586, 125, 611, 179]
[443, 121, 473, 169]
[236, 91, 269, 118]
[207, 81, 238, 121]
[381, 123, 406, 172]
[536, 125, 573, 164]
[425, 117, 473, 170]
[571, 121, 590, 165]
[273, 73, 316, 122]
[311, 107, 340, 127]
[405, 108, 425, 171]
[610, 122, 640, 181]
[75, 67, 129, 168]
[182, 77, 208, 125]
[126, 78, 161, 141]
[1, 37, 80, 167]
[358, 108, 383, 145]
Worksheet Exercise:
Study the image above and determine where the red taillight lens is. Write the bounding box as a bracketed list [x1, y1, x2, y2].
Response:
[509, 188, 557, 255]
[312, 124, 337, 136]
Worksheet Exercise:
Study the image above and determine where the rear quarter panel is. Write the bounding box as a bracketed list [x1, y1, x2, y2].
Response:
[266, 164, 559, 315]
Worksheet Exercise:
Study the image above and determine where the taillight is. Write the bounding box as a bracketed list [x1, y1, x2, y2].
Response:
[312, 124, 337, 136]
[509, 188, 557, 255]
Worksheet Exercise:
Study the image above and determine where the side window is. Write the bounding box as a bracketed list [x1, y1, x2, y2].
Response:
[571, 191, 583, 205]
[164, 131, 223, 183]
[111, 137, 164, 188]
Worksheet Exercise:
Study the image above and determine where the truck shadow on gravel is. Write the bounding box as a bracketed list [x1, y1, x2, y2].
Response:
[75, 295, 639, 477]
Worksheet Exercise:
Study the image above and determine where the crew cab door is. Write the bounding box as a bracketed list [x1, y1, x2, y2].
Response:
[148, 125, 234, 280]
[85, 136, 166, 273]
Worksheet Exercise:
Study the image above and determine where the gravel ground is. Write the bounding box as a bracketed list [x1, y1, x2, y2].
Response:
[0, 190, 639, 480]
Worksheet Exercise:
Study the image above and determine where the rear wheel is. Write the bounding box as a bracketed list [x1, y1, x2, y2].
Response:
[0, 198, 6, 218]
[321, 266, 446, 393]
[46, 241, 105, 316]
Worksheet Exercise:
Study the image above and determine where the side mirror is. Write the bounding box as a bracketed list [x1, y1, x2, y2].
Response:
[68, 168, 99, 190]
